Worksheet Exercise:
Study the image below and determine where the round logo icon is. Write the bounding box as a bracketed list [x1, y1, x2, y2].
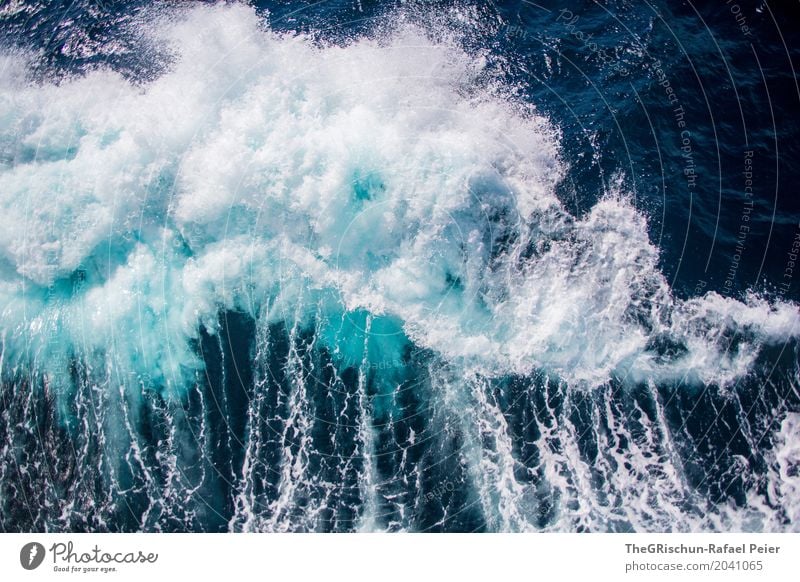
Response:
[20, 542, 45, 570]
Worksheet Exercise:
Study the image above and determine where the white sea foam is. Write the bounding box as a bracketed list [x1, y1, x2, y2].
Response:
[1, 1, 798, 533]
[0, 3, 796, 393]
[770, 412, 800, 527]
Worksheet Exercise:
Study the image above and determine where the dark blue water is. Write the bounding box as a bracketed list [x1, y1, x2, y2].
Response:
[0, 0, 798, 532]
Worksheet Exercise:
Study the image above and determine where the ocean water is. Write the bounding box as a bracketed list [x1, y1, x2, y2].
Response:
[0, 0, 798, 532]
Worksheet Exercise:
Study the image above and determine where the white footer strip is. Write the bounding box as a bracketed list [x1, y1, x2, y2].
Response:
[1, 533, 798, 581]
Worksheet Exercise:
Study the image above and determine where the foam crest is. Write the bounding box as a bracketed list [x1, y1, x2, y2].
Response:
[770, 412, 800, 527]
[0, 2, 796, 398]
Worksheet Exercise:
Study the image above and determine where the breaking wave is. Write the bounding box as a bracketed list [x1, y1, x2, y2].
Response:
[0, 3, 797, 532]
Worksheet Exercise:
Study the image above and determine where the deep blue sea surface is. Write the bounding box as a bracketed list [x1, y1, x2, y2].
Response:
[0, 0, 799, 532]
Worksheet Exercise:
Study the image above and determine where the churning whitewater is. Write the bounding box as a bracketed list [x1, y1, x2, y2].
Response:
[0, 3, 798, 532]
